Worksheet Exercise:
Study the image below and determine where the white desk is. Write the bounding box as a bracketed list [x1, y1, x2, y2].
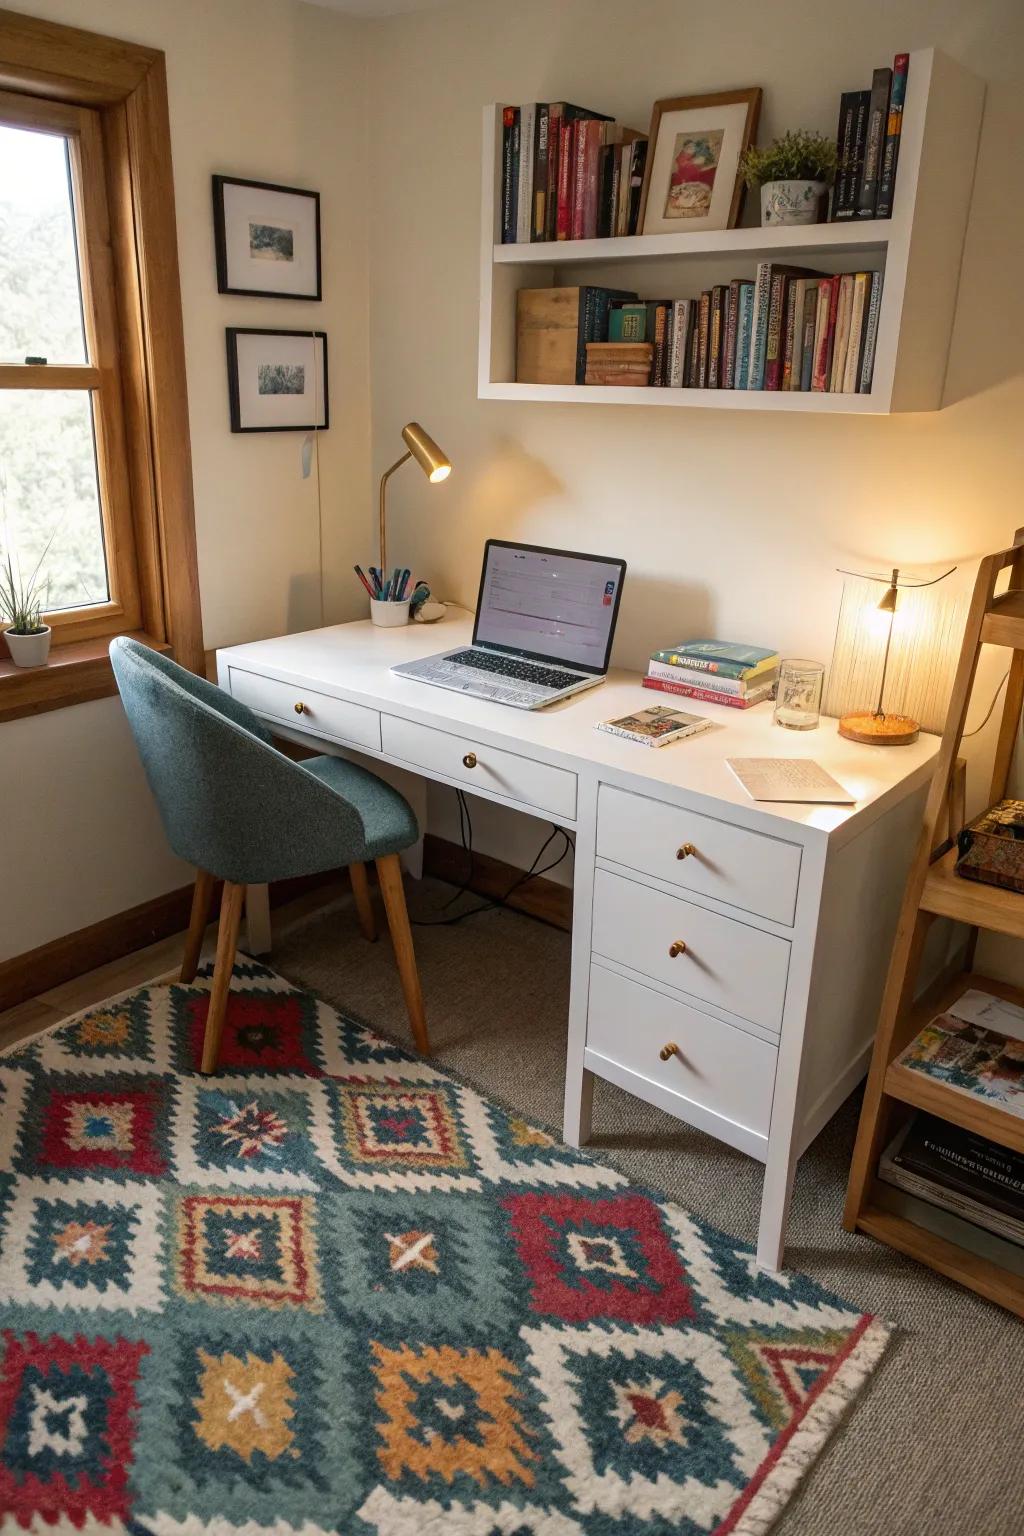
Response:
[217, 612, 938, 1268]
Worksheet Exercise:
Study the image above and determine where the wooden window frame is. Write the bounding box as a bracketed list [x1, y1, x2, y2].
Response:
[0, 7, 201, 720]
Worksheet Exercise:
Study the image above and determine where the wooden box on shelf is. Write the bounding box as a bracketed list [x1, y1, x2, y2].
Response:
[584, 342, 652, 386]
[479, 49, 986, 414]
[516, 287, 583, 385]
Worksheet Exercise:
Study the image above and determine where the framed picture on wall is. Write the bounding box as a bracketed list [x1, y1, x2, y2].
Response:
[639, 89, 762, 235]
[213, 175, 322, 299]
[226, 328, 329, 432]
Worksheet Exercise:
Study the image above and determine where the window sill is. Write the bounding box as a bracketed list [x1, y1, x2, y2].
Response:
[0, 631, 171, 724]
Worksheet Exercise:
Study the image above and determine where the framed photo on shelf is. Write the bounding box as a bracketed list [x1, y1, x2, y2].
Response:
[213, 175, 322, 299]
[226, 328, 328, 433]
[639, 89, 762, 235]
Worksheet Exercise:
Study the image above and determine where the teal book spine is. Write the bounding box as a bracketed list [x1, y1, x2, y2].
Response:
[735, 284, 754, 389]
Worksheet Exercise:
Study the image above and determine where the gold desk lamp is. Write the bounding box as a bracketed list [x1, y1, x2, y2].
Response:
[378, 422, 451, 575]
[836, 564, 955, 745]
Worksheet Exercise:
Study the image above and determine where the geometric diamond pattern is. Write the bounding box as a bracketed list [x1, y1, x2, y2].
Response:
[0, 960, 889, 1534]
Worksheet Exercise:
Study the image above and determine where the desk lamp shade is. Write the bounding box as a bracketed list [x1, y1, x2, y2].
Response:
[379, 421, 452, 574]
[829, 565, 959, 746]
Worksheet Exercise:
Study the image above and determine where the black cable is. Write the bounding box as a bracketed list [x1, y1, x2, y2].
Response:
[411, 788, 574, 927]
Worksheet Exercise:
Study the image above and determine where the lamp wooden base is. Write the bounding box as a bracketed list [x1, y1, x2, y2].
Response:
[838, 711, 920, 746]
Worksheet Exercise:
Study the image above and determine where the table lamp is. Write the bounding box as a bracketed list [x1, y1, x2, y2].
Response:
[378, 422, 451, 574]
[835, 564, 955, 745]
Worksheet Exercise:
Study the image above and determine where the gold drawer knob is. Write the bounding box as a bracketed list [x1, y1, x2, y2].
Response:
[462, 752, 477, 768]
[668, 940, 687, 958]
[294, 701, 306, 715]
[676, 842, 696, 860]
[659, 1042, 680, 1062]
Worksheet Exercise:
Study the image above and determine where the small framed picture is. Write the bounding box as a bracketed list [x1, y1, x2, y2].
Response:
[226, 328, 328, 433]
[639, 89, 761, 235]
[213, 175, 321, 300]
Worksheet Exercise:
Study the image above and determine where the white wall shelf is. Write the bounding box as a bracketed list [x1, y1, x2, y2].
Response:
[478, 49, 985, 414]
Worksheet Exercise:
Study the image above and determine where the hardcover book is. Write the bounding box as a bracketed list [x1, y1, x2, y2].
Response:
[501, 106, 519, 244]
[876, 54, 910, 218]
[651, 641, 779, 679]
[734, 283, 755, 389]
[857, 67, 893, 218]
[858, 270, 883, 391]
[894, 989, 1024, 1119]
[833, 90, 871, 221]
[883, 1112, 1024, 1235]
[643, 677, 776, 710]
[646, 659, 778, 696]
[596, 704, 713, 747]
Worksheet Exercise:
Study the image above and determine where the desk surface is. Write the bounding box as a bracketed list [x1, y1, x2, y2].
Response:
[219, 611, 939, 846]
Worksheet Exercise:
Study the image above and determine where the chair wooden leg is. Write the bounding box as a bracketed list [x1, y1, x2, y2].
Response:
[375, 853, 429, 1054]
[349, 861, 377, 942]
[180, 869, 215, 984]
[200, 882, 246, 1075]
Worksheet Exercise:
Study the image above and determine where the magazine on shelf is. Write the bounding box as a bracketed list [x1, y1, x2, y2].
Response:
[894, 988, 1024, 1118]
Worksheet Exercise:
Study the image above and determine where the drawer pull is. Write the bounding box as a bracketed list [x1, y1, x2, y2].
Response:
[676, 842, 697, 860]
[294, 701, 307, 715]
[462, 752, 478, 769]
[659, 1042, 680, 1062]
[668, 940, 687, 958]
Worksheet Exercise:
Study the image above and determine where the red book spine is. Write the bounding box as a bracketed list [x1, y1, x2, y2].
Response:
[556, 120, 575, 240]
[571, 121, 589, 239]
[581, 121, 603, 239]
[642, 677, 757, 709]
[545, 106, 562, 240]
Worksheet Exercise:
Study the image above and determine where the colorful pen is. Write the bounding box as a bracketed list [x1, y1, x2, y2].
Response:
[353, 564, 374, 599]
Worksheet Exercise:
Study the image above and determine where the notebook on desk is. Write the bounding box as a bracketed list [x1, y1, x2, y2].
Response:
[391, 540, 627, 709]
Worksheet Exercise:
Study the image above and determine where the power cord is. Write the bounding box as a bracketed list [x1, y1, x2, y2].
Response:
[963, 669, 1010, 737]
[411, 788, 574, 927]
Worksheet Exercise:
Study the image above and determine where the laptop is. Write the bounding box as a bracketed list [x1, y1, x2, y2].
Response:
[391, 540, 627, 709]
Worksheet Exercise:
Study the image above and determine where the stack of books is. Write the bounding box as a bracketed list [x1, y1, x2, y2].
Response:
[831, 53, 909, 222]
[642, 641, 779, 709]
[881, 1111, 1024, 1250]
[501, 102, 647, 244]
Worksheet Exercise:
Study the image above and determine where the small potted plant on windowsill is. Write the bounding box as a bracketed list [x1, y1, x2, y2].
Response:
[1, 548, 52, 668]
[740, 130, 838, 226]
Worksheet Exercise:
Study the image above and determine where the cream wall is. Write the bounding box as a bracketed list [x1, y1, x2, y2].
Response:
[1, 0, 370, 960]
[364, 0, 1024, 885]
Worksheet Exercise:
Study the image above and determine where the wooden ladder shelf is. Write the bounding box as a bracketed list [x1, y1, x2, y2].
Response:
[844, 531, 1024, 1316]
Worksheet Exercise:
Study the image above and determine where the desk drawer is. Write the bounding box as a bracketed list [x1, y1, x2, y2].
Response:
[381, 714, 577, 821]
[227, 667, 381, 752]
[587, 963, 776, 1143]
[598, 784, 801, 925]
[591, 866, 790, 1032]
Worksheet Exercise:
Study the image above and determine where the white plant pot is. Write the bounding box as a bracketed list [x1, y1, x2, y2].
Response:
[760, 179, 828, 226]
[3, 625, 51, 667]
[370, 598, 410, 628]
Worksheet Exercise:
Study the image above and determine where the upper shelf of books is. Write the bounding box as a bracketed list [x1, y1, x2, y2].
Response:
[479, 48, 987, 414]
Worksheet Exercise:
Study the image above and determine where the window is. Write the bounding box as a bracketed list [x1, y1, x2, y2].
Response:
[0, 91, 141, 645]
[0, 9, 202, 723]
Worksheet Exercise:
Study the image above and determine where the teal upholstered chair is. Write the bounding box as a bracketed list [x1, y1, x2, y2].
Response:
[109, 637, 428, 1070]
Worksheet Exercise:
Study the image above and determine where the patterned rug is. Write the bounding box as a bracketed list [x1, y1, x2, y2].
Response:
[0, 960, 889, 1535]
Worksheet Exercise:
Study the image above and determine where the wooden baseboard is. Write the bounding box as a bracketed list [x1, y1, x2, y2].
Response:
[0, 867, 346, 1013]
[421, 833, 573, 931]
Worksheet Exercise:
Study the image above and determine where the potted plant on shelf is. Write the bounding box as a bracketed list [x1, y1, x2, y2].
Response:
[740, 130, 838, 226]
[0, 547, 52, 667]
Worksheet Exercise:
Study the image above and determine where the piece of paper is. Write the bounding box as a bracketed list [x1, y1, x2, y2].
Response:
[948, 988, 1024, 1045]
[727, 757, 856, 804]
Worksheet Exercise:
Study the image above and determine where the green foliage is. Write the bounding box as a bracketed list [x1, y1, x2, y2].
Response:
[0, 541, 52, 634]
[739, 130, 838, 189]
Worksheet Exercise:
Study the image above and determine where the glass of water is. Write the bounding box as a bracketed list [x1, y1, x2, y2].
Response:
[773, 658, 825, 731]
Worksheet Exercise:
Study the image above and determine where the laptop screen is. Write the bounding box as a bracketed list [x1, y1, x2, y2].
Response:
[472, 540, 627, 675]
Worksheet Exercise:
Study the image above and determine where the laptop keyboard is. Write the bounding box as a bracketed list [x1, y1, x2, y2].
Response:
[448, 649, 584, 690]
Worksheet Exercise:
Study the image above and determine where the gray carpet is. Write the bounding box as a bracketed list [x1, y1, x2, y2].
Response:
[273, 878, 1023, 1536]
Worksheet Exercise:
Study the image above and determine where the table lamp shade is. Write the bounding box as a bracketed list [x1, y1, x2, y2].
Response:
[401, 422, 451, 483]
[826, 567, 964, 744]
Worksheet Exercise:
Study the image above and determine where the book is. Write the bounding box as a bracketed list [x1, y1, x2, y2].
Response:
[894, 988, 1024, 1119]
[734, 282, 755, 389]
[764, 271, 795, 390]
[876, 53, 909, 218]
[707, 286, 726, 388]
[651, 641, 779, 680]
[858, 270, 883, 391]
[833, 90, 871, 221]
[696, 290, 711, 388]
[597, 144, 616, 238]
[667, 299, 692, 387]
[625, 140, 648, 234]
[722, 279, 746, 391]
[787, 277, 812, 391]
[596, 704, 713, 748]
[646, 659, 778, 696]
[727, 758, 856, 804]
[531, 104, 550, 241]
[842, 272, 871, 392]
[609, 302, 647, 342]
[556, 117, 575, 240]
[643, 677, 776, 710]
[780, 280, 798, 391]
[831, 90, 860, 221]
[516, 103, 537, 244]
[857, 67, 893, 218]
[799, 282, 817, 390]
[748, 265, 817, 390]
[501, 107, 519, 244]
[881, 1112, 1024, 1245]
[646, 300, 672, 386]
[829, 273, 854, 391]
[811, 277, 836, 391]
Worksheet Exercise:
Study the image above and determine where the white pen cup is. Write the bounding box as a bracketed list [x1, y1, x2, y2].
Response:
[370, 598, 411, 627]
